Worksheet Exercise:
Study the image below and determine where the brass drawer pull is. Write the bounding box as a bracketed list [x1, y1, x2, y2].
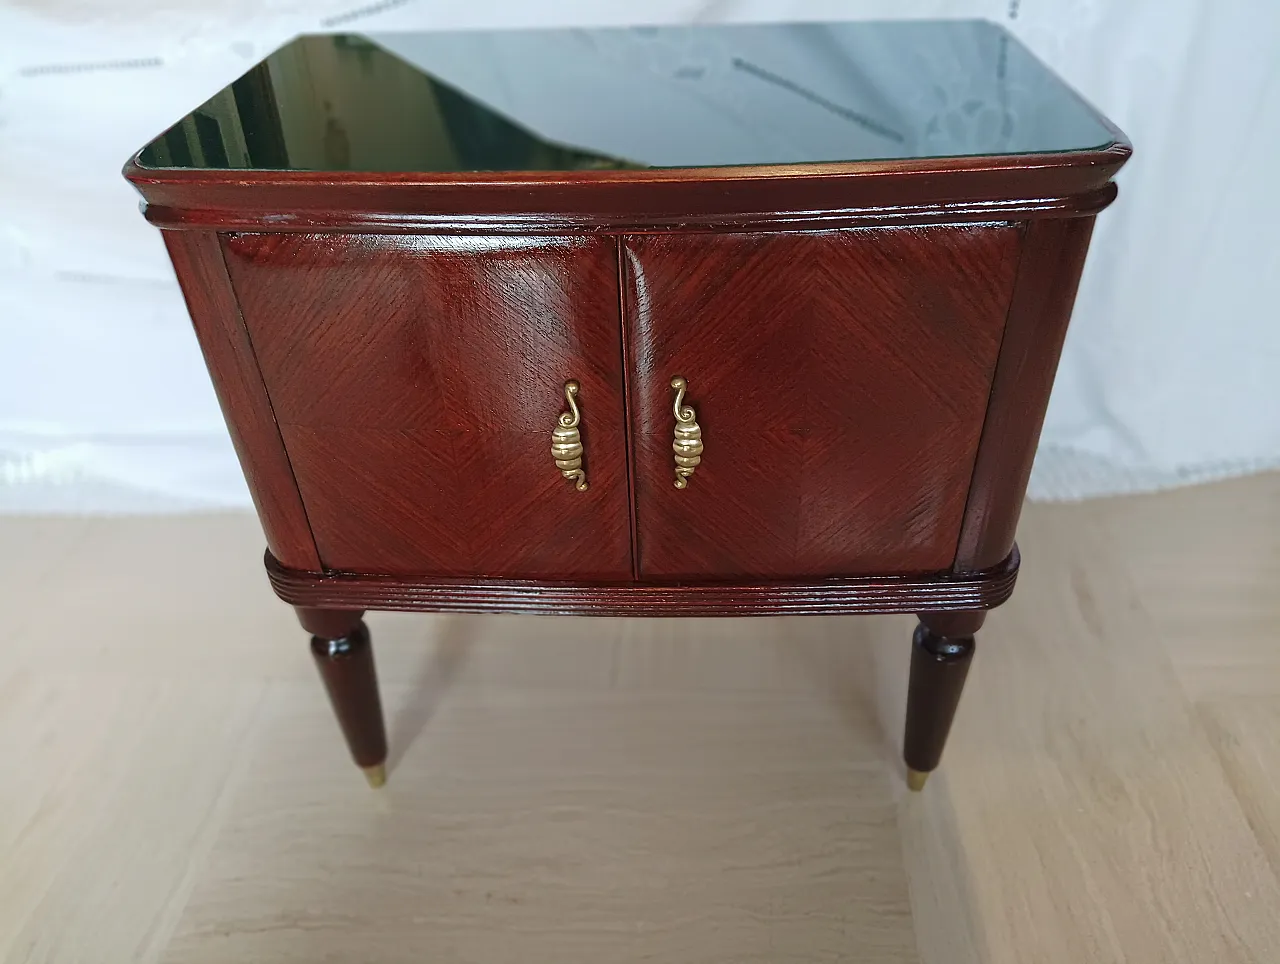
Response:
[670, 376, 704, 488]
[551, 380, 588, 491]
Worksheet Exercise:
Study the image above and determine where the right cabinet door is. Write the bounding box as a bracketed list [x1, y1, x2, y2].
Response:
[624, 226, 1022, 580]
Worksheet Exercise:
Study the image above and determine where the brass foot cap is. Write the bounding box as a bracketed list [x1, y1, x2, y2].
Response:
[363, 764, 387, 789]
[906, 768, 929, 792]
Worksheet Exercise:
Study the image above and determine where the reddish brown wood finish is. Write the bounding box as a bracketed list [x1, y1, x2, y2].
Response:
[221, 233, 631, 580]
[616, 236, 642, 578]
[265, 546, 1019, 617]
[124, 144, 1128, 233]
[162, 231, 320, 570]
[954, 216, 1099, 571]
[131, 76, 1128, 788]
[625, 226, 1020, 579]
[308, 615, 387, 771]
[904, 616, 977, 777]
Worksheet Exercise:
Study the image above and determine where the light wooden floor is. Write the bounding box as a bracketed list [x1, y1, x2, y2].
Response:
[2, 472, 1279, 963]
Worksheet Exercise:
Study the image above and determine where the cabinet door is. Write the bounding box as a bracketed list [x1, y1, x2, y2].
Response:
[224, 233, 631, 579]
[625, 226, 1021, 579]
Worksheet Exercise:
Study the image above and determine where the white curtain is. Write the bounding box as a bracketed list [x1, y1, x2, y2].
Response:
[2, 0, 1277, 510]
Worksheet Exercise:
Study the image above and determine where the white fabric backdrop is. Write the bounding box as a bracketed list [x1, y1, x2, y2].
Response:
[2, 0, 1277, 511]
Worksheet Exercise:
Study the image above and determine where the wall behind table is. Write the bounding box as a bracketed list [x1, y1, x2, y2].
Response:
[2, 0, 1276, 510]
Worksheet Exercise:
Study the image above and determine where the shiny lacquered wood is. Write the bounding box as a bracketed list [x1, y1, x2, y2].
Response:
[126, 145, 1127, 234]
[903, 614, 979, 785]
[128, 24, 1130, 788]
[625, 225, 1021, 580]
[264, 546, 1019, 617]
[222, 233, 631, 580]
[162, 232, 321, 570]
[955, 216, 1099, 571]
[305, 611, 388, 782]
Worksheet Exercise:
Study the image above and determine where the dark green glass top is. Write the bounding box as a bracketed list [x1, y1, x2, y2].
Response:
[136, 20, 1115, 174]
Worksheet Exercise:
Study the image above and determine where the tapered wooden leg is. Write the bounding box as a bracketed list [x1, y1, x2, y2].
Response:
[903, 610, 983, 790]
[298, 607, 388, 788]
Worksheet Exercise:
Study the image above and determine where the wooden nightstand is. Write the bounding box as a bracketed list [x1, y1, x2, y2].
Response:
[124, 21, 1128, 790]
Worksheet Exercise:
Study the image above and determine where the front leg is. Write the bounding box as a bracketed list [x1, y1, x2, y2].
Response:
[297, 607, 388, 788]
[903, 610, 983, 791]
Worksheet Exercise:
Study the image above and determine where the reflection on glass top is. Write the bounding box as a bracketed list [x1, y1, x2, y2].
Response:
[136, 21, 1116, 174]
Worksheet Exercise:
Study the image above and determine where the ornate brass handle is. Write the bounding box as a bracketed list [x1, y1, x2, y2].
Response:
[670, 376, 704, 489]
[551, 380, 588, 491]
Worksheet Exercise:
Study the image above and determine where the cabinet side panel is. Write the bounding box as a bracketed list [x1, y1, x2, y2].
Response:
[954, 216, 1097, 571]
[162, 230, 321, 570]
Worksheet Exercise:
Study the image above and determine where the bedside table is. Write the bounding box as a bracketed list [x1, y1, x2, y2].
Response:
[124, 21, 1129, 790]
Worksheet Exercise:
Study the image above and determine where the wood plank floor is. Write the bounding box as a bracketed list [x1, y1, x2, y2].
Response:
[2, 472, 1278, 962]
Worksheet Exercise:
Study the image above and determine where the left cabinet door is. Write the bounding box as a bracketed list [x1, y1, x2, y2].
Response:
[222, 233, 632, 580]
